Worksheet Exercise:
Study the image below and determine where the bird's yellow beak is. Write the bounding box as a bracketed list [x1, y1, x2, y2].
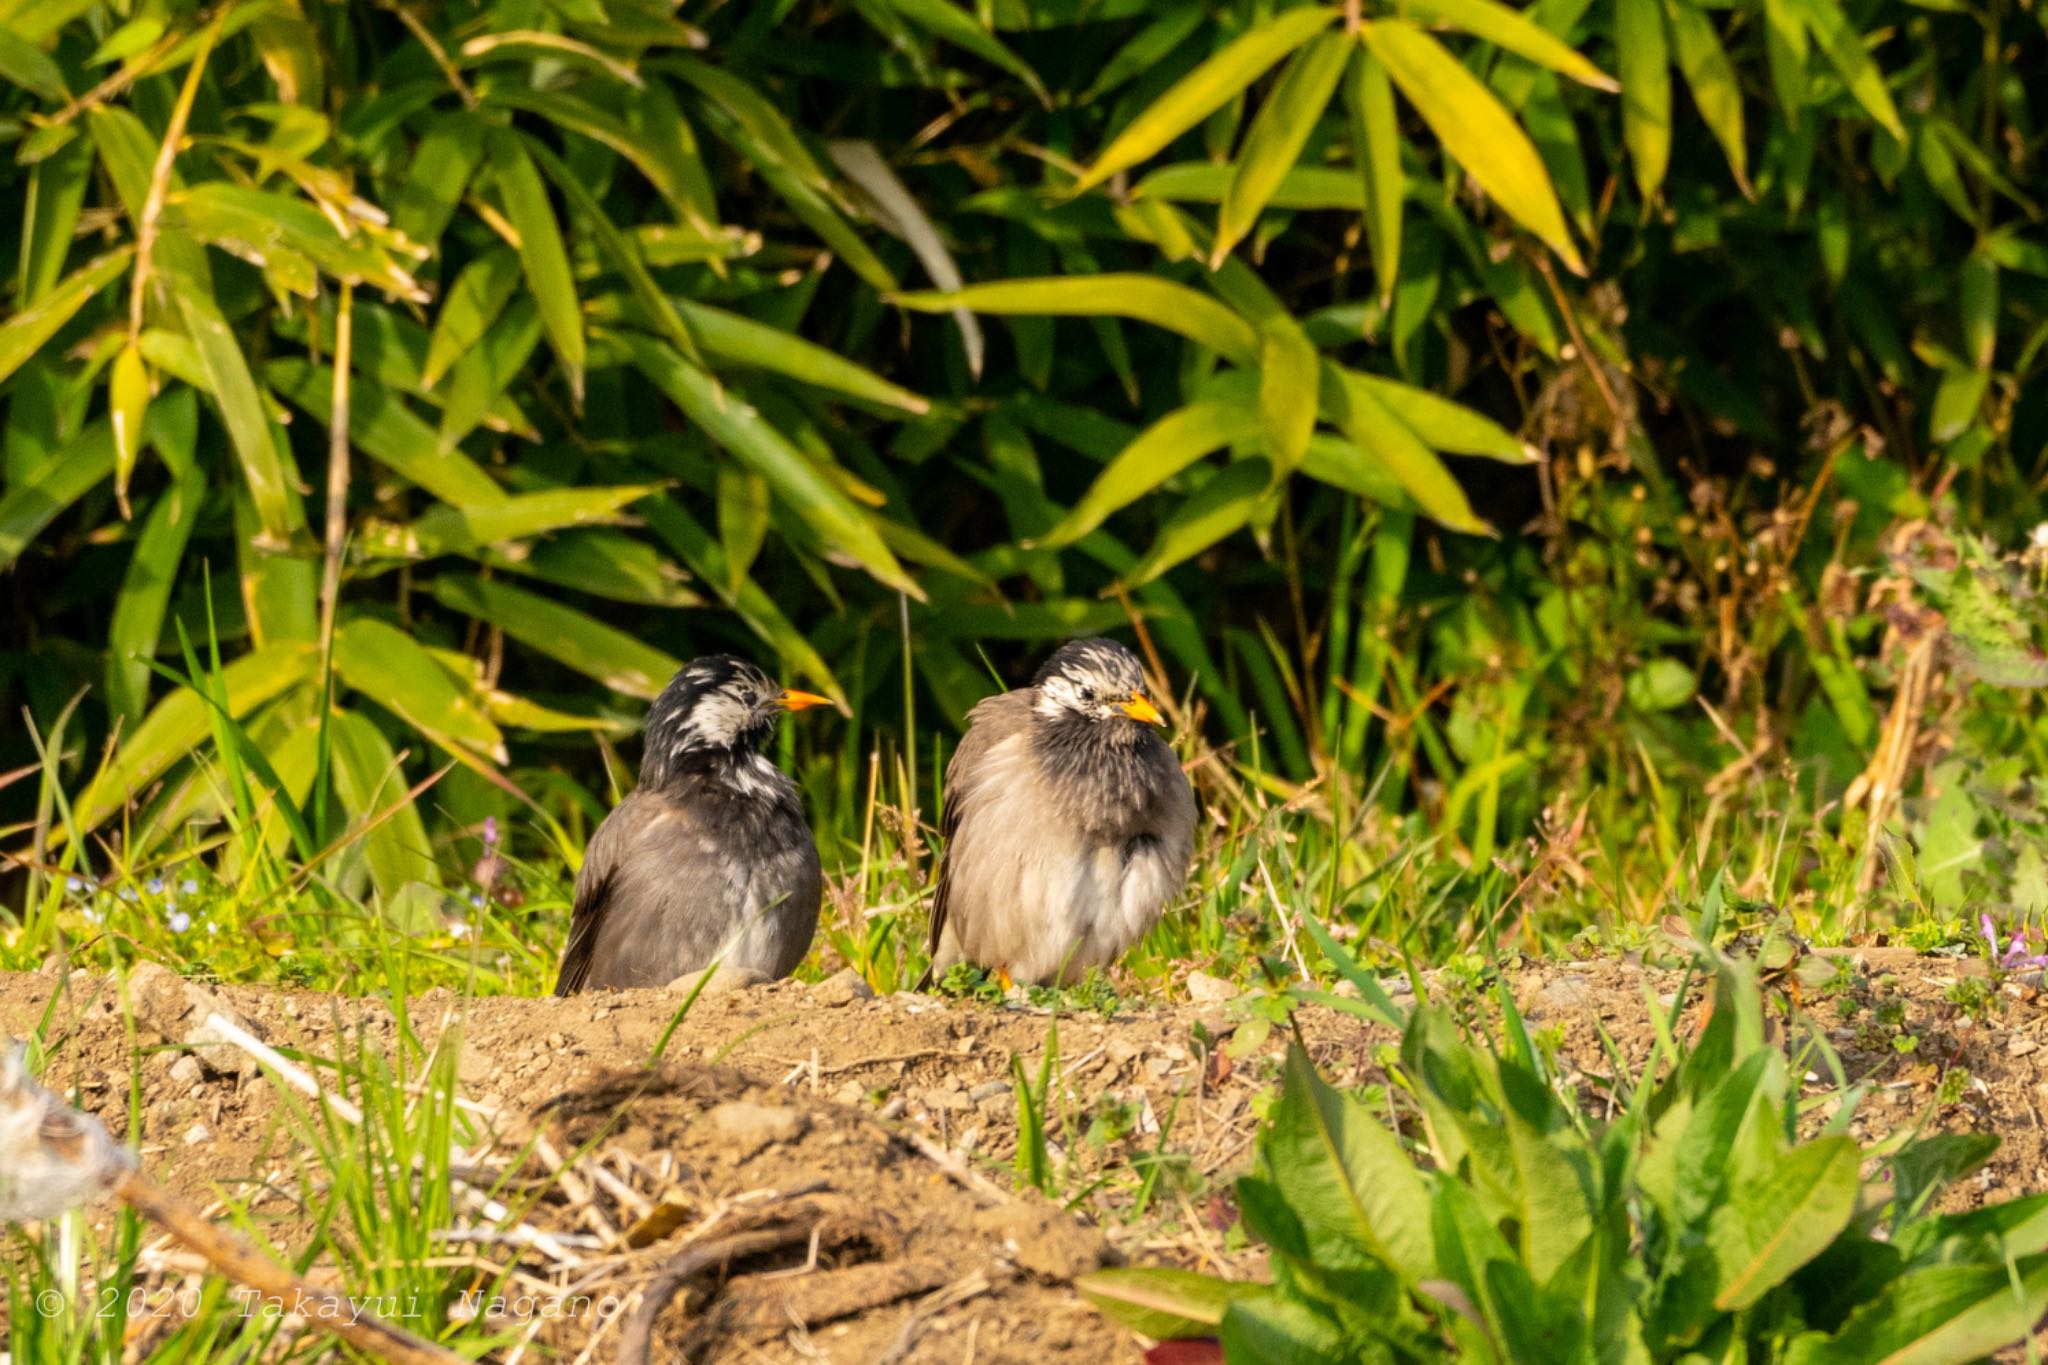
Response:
[1119, 691, 1166, 726]
[778, 689, 833, 713]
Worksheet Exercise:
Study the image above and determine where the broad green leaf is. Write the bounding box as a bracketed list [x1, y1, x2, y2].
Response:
[1663, 0, 1749, 192]
[404, 486, 658, 557]
[1259, 320, 1319, 475]
[1075, 7, 1340, 192]
[431, 575, 680, 700]
[1127, 457, 1271, 586]
[1266, 1043, 1438, 1277]
[878, 0, 1048, 104]
[0, 247, 132, 388]
[1077, 1267, 1261, 1340]
[1361, 19, 1584, 272]
[1348, 48, 1404, 307]
[110, 341, 151, 509]
[1789, 0, 1904, 140]
[1215, 32, 1352, 262]
[1084, 6, 1205, 100]
[1960, 250, 1998, 369]
[422, 248, 520, 391]
[267, 359, 506, 507]
[1219, 1292, 1350, 1365]
[1037, 398, 1261, 548]
[1408, 0, 1618, 89]
[1322, 365, 1491, 533]
[895, 276, 1258, 365]
[1787, 1257, 2048, 1365]
[18, 136, 93, 304]
[621, 335, 921, 598]
[437, 297, 542, 452]
[487, 531, 701, 608]
[108, 464, 204, 724]
[74, 642, 320, 832]
[485, 127, 585, 403]
[1614, 0, 1672, 202]
[326, 708, 439, 897]
[169, 258, 299, 544]
[334, 617, 506, 762]
[86, 105, 156, 218]
[0, 423, 116, 572]
[1349, 371, 1536, 461]
[1709, 1135, 1861, 1309]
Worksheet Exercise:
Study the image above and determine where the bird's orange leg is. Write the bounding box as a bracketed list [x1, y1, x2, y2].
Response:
[998, 965, 1014, 992]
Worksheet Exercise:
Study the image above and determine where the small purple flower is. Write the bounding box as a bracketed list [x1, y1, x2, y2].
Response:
[168, 911, 191, 934]
[147, 878, 165, 896]
[467, 891, 485, 909]
[1984, 914, 2048, 972]
[65, 877, 87, 895]
[180, 879, 199, 895]
[482, 817, 499, 851]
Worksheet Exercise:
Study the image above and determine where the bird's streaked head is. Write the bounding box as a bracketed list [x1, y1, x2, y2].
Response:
[641, 655, 830, 783]
[1032, 638, 1165, 728]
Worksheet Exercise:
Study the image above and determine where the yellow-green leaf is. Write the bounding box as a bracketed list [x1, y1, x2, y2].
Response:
[1614, 0, 1673, 202]
[1037, 399, 1262, 549]
[110, 341, 151, 512]
[1259, 321, 1319, 475]
[1789, 0, 1903, 140]
[1663, 0, 1749, 193]
[1360, 20, 1583, 272]
[406, 486, 659, 558]
[170, 258, 300, 544]
[334, 617, 507, 762]
[1761, 0, 1808, 124]
[423, 248, 520, 391]
[1410, 0, 1618, 90]
[1128, 458, 1272, 586]
[432, 574, 681, 701]
[326, 709, 440, 896]
[1322, 364, 1493, 533]
[0, 246, 132, 388]
[1215, 32, 1352, 263]
[1347, 370, 1537, 462]
[894, 276, 1258, 365]
[1348, 48, 1404, 307]
[1075, 7, 1340, 193]
[485, 127, 584, 404]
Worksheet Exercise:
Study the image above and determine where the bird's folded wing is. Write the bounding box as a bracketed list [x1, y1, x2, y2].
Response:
[926, 690, 1036, 964]
[555, 790, 670, 995]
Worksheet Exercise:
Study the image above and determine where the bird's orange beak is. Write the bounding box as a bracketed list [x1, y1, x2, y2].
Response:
[1118, 691, 1166, 726]
[778, 689, 833, 713]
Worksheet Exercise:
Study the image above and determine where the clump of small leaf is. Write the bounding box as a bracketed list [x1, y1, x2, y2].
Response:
[1083, 944, 2048, 1362]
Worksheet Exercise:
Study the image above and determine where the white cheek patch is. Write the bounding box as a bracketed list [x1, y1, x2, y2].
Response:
[1036, 675, 1084, 718]
[677, 688, 753, 755]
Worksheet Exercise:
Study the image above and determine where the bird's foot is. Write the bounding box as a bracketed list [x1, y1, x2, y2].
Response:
[997, 966, 1014, 993]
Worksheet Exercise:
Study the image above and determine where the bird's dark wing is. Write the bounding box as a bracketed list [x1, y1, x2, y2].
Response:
[554, 791, 648, 996]
[918, 690, 1035, 987]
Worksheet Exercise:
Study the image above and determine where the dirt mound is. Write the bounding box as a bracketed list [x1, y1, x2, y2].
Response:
[1, 948, 2044, 1361]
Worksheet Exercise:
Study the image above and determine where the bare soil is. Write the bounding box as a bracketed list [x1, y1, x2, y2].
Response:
[2, 946, 2044, 1362]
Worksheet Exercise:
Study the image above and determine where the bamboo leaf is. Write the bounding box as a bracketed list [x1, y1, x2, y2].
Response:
[1761, 0, 1809, 124]
[1614, 0, 1673, 201]
[431, 574, 681, 700]
[1259, 320, 1320, 475]
[334, 617, 507, 763]
[894, 276, 1258, 365]
[326, 709, 440, 896]
[1075, 7, 1340, 193]
[109, 341, 151, 511]
[1037, 399, 1262, 549]
[1322, 364, 1493, 533]
[1349, 48, 1405, 307]
[877, 0, 1048, 104]
[1347, 370, 1537, 462]
[406, 485, 660, 557]
[108, 464, 204, 724]
[267, 358, 506, 507]
[1789, 0, 1903, 139]
[485, 126, 585, 404]
[0, 423, 116, 572]
[1215, 32, 1352, 263]
[422, 248, 520, 392]
[1663, 0, 1749, 193]
[0, 246, 131, 388]
[829, 139, 984, 379]
[168, 265, 300, 544]
[677, 300, 929, 413]
[0, 26, 68, 100]
[75, 642, 320, 832]
[1408, 0, 1619, 90]
[1127, 458, 1271, 586]
[621, 334, 923, 598]
[1361, 20, 1584, 272]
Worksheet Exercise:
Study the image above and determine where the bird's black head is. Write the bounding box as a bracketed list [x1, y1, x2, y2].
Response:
[640, 655, 829, 785]
[1031, 638, 1167, 731]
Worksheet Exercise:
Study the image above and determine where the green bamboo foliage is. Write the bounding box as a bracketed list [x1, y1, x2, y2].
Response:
[1, 0, 2034, 880]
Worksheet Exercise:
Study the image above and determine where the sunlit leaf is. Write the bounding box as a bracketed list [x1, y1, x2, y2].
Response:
[1215, 32, 1351, 263]
[1038, 399, 1261, 549]
[1614, 0, 1673, 202]
[423, 248, 520, 392]
[432, 574, 681, 701]
[486, 127, 585, 403]
[1348, 48, 1404, 307]
[895, 276, 1258, 365]
[1664, 0, 1749, 193]
[335, 617, 507, 762]
[0, 247, 131, 388]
